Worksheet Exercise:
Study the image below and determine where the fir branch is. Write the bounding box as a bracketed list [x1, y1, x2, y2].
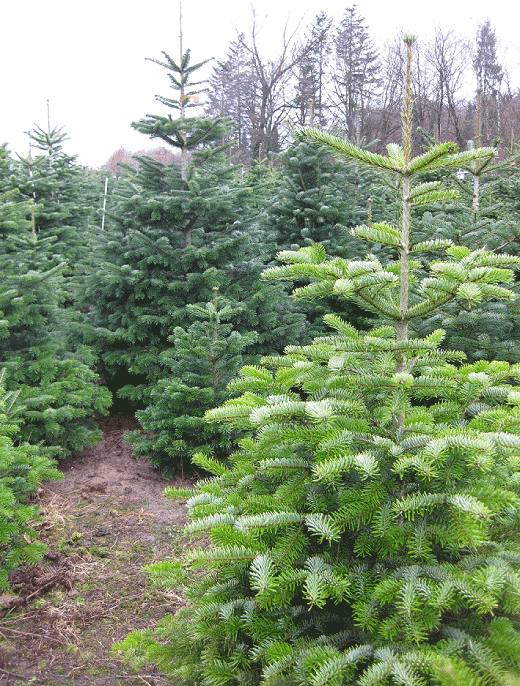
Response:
[407, 142, 459, 174]
[296, 127, 403, 172]
[308, 645, 373, 686]
[187, 545, 257, 566]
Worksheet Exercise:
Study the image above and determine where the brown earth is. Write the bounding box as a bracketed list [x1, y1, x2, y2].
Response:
[0, 414, 197, 686]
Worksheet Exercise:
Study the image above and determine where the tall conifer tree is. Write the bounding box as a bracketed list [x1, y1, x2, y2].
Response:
[84, 49, 249, 408]
[332, 6, 380, 142]
[85, 46, 307, 468]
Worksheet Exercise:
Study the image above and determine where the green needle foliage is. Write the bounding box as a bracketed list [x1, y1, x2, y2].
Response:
[118, 38, 520, 685]
[13, 124, 101, 278]
[125, 289, 258, 472]
[0, 371, 62, 589]
[269, 138, 369, 255]
[410, 131, 520, 363]
[267, 137, 382, 336]
[84, 47, 309, 433]
[0, 150, 111, 456]
[84, 49, 255, 410]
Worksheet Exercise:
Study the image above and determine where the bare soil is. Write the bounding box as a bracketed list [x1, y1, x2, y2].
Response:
[0, 414, 195, 685]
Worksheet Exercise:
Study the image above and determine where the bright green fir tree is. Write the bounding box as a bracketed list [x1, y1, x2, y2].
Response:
[118, 38, 520, 686]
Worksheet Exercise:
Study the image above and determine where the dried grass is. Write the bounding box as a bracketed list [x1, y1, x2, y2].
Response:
[0, 417, 192, 684]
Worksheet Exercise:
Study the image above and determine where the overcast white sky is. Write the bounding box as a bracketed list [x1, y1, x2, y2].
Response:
[2, 0, 519, 169]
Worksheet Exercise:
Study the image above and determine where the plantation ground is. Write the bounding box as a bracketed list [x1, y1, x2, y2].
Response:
[0, 414, 195, 686]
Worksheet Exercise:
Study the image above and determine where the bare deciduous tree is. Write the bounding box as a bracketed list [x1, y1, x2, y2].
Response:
[374, 35, 405, 149]
[425, 28, 471, 148]
[206, 36, 255, 164]
[204, 10, 520, 164]
[104, 147, 135, 179]
[238, 9, 317, 160]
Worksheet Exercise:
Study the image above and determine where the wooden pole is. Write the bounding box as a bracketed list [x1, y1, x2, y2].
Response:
[101, 177, 108, 230]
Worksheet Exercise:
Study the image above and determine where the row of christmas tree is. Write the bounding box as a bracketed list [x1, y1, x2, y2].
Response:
[2, 45, 520, 683]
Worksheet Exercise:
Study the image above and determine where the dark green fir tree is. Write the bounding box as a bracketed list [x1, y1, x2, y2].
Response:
[412, 119, 520, 363]
[118, 38, 520, 686]
[84, 47, 308, 437]
[83, 48, 251, 410]
[125, 288, 258, 472]
[269, 138, 372, 255]
[267, 136, 386, 335]
[0, 149, 111, 456]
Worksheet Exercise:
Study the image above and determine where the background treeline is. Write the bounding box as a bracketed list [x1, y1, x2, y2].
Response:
[187, 9, 516, 165]
[105, 10, 517, 174]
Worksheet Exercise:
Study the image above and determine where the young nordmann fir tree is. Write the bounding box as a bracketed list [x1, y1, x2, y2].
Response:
[118, 38, 520, 685]
[126, 288, 258, 472]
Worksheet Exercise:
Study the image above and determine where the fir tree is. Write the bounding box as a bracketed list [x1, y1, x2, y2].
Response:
[291, 12, 333, 129]
[229, 158, 320, 356]
[118, 37, 520, 686]
[269, 138, 365, 254]
[411, 126, 520, 362]
[0, 148, 111, 456]
[473, 21, 504, 145]
[12, 123, 98, 273]
[267, 136, 384, 334]
[332, 6, 380, 142]
[85, 48, 308, 424]
[83, 48, 249, 409]
[125, 289, 258, 472]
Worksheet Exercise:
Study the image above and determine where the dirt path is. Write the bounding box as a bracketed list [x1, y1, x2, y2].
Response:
[48, 414, 188, 525]
[0, 414, 193, 686]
